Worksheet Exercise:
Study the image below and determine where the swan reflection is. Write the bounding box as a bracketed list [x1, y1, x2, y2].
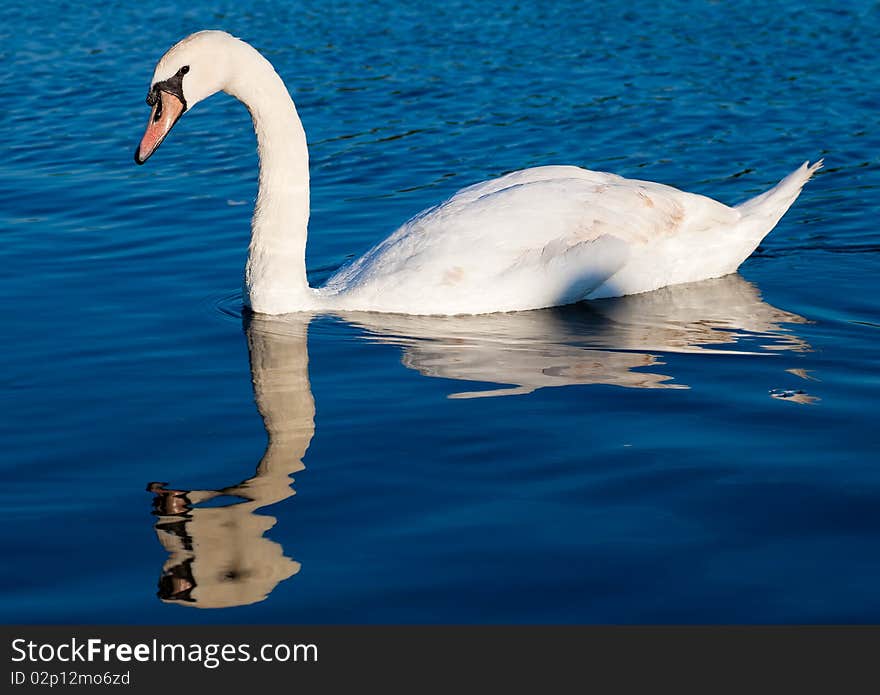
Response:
[148, 274, 812, 608]
[149, 314, 313, 608]
[346, 274, 811, 398]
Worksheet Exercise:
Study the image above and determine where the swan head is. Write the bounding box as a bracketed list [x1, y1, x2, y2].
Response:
[135, 31, 238, 165]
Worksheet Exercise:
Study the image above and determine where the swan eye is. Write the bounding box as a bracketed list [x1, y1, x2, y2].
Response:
[145, 69, 189, 114]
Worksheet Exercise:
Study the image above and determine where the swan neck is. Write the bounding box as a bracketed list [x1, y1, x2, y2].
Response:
[225, 46, 314, 313]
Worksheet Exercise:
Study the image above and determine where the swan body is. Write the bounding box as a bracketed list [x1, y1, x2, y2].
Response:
[136, 31, 821, 316]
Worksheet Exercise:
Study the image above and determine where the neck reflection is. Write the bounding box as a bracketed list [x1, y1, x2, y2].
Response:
[149, 314, 314, 609]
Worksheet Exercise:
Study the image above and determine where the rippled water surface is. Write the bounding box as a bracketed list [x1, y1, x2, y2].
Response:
[2, 0, 879, 623]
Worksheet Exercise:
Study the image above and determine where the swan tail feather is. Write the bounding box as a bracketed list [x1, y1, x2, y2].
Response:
[735, 159, 823, 234]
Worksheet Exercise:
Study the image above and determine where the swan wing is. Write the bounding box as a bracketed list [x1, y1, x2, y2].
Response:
[325, 166, 740, 314]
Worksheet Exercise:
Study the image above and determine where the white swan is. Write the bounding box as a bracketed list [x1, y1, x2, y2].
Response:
[135, 31, 821, 316]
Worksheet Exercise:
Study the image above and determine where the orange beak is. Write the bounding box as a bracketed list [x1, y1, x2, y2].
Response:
[134, 90, 186, 164]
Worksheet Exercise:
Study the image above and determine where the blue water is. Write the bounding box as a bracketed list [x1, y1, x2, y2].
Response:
[2, 0, 879, 623]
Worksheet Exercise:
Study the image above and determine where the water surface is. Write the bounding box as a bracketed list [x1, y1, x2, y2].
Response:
[1, 0, 879, 623]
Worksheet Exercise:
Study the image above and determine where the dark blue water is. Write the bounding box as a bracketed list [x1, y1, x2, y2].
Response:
[2, 0, 878, 623]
